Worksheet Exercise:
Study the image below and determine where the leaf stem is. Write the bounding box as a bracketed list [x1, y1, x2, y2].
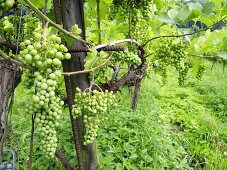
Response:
[95, 39, 141, 50]
[0, 49, 24, 66]
[62, 52, 113, 76]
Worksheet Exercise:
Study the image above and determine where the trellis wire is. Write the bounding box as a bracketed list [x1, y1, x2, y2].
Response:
[8, 3, 24, 128]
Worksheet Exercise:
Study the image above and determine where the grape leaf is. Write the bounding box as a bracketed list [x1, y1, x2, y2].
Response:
[177, 6, 190, 22]
[85, 48, 98, 69]
[28, 0, 52, 10]
[202, 2, 215, 15]
[221, 37, 227, 52]
[185, 9, 201, 22]
[218, 51, 227, 60]
[157, 14, 175, 25]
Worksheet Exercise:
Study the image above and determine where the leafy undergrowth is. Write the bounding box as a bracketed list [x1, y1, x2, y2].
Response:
[98, 62, 227, 169]
[7, 61, 227, 169]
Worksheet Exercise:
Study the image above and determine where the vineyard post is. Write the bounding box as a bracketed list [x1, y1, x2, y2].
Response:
[0, 61, 21, 157]
[60, 0, 98, 169]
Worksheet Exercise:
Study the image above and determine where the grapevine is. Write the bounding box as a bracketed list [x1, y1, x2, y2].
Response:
[109, 0, 154, 25]
[0, 0, 15, 13]
[196, 63, 206, 80]
[72, 87, 115, 145]
[112, 50, 141, 66]
[15, 27, 71, 158]
[153, 37, 191, 85]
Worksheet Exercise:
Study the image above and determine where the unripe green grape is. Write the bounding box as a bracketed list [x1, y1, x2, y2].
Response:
[15, 29, 68, 158]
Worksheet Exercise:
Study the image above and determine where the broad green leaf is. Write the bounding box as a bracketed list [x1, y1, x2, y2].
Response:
[220, 4, 227, 17]
[188, 2, 202, 11]
[218, 51, 227, 60]
[221, 37, 227, 52]
[85, 48, 98, 69]
[168, 9, 178, 20]
[185, 9, 201, 22]
[153, 0, 164, 10]
[28, 0, 52, 10]
[202, 2, 215, 15]
[198, 14, 217, 25]
[177, 6, 190, 22]
[157, 14, 175, 25]
[61, 35, 74, 46]
[101, 0, 112, 5]
[100, 2, 109, 19]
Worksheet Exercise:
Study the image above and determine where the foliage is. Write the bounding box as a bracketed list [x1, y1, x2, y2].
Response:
[0, 0, 227, 169]
[9, 62, 227, 169]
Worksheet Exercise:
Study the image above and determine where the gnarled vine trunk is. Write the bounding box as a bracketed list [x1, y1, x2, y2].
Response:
[0, 60, 21, 156]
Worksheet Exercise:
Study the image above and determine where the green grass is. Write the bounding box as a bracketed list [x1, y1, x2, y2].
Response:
[7, 61, 227, 169]
[97, 62, 227, 169]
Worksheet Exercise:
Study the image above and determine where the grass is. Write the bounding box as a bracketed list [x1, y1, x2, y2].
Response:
[98, 61, 227, 169]
[6, 61, 227, 169]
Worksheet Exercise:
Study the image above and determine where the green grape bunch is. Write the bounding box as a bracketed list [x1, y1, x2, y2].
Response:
[15, 28, 71, 158]
[72, 88, 115, 145]
[109, 0, 153, 23]
[0, 0, 15, 12]
[112, 51, 141, 66]
[196, 64, 206, 80]
[154, 38, 190, 85]
[92, 66, 112, 84]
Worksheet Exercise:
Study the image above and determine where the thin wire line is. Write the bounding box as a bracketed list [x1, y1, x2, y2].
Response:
[9, 3, 24, 127]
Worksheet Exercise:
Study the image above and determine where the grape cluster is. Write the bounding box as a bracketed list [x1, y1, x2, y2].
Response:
[178, 62, 193, 85]
[72, 88, 115, 145]
[112, 51, 141, 65]
[93, 66, 112, 84]
[0, 0, 14, 12]
[0, 15, 39, 42]
[196, 64, 206, 80]
[109, 0, 153, 25]
[16, 29, 71, 158]
[154, 38, 190, 85]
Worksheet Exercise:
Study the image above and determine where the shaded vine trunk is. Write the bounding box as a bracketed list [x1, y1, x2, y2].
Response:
[0, 60, 21, 156]
[60, 0, 98, 169]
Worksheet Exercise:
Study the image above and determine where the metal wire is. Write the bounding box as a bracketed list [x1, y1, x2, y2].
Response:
[8, 3, 24, 128]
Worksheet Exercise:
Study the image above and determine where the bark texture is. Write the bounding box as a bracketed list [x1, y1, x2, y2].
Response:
[61, 0, 98, 169]
[0, 60, 21, 155]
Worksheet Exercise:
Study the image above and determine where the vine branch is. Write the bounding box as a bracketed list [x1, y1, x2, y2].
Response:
[62, 52, 113, 76]
[96, 0, 101, 44]
[24, 0, 92, 46]
[0, 49, 24, 67]
[189, 54, 215, 59]
[143, 15, 227, 47]
[95, 39, 141, 50]
[0, 38, 18, 53]
[55, 150, 78, 170]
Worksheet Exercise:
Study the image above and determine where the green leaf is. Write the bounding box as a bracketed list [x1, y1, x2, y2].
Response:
[185, 9, 201, 22]
[157, 14, 175, 25]
[177, 6, 190, 22]
[84, 48, 98, 69]
[71, 24, 82, 35]
[202, 2, 215, 15]
[221, 37, 227, 52]
[61, 35, 74, 46]
[129, 153, 138, 159]
[188, 2, 202, 11]
[218, 51, 227, 60]
[198, 14, 217, 25]
[29, 0, 52, 10]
